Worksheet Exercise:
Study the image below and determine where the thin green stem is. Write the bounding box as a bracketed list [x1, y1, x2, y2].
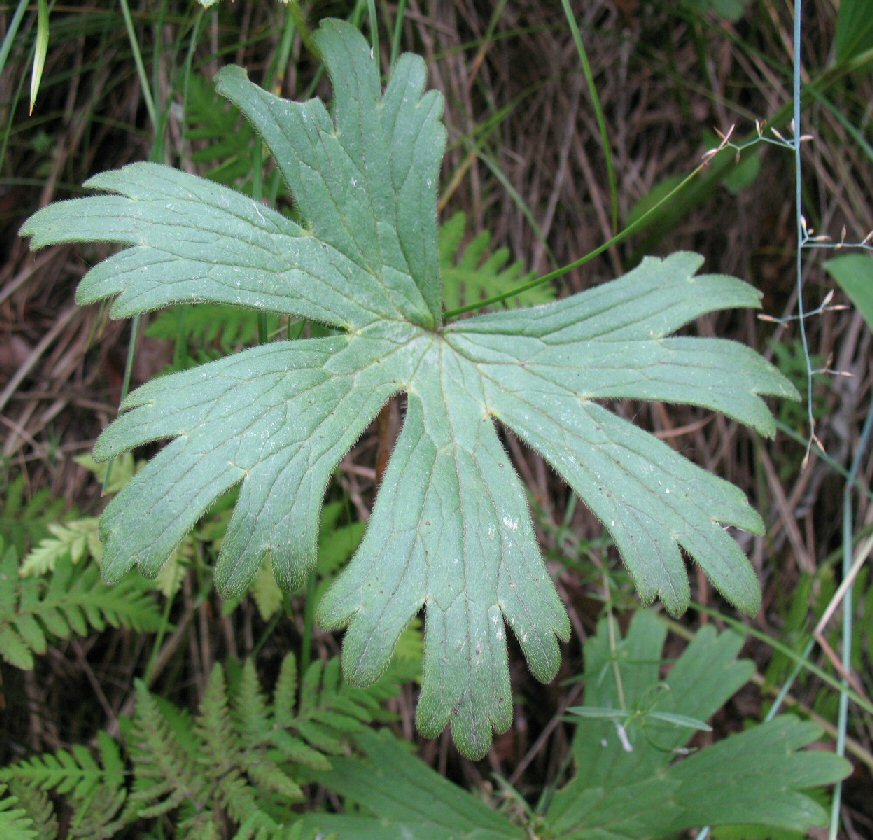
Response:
[775, 420, 873, 503]
[477, 148, 558, 269]
[389, 0, 409, 68]
[144, 570, 176, 683]
[0, 0, 29, 79]
[831, 397, 873, 837]
[366, 0, 380, 65]
[266, 6, 297, 90]
[118, 0, 158, 132]
[560, 0, 619, 233]
[181, 8, 204, 109]
[105, 0, 163, 490]
[693, 605, 873, 717]
[792, 2, 817, 465]
[300, 570, 317, 676]
[444, 162, 704, 319]
[102, 315, 139, 494]
[287, 1, 320, 62]
[251, 610, 283, 660]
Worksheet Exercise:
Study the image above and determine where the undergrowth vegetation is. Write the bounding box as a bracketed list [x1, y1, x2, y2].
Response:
[1, 1, 871, 838]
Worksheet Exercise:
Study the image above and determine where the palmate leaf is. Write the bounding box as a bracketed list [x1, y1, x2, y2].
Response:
[545, 612, 850, 838]
[299, 616, 848, 840]
[21, 20, 795, 758]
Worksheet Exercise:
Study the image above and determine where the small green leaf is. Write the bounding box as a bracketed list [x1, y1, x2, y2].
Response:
[682, 0, 751, 22]
[0, 784, 39, 840]
[28, 0, 49, 115]
[0, 626, 33, 670]
[250, 557, 283, 621]
[567, 706, 630, 721]
[644, 710, 711, 731]
[835, 0, 873, 63]
[824, 253, 873, 332]
[20, 19, 795, 758]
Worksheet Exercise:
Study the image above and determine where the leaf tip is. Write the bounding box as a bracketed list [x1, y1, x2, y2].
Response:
[213, 63, 249, 95]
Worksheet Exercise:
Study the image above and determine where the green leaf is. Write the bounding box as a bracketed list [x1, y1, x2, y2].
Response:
[301, 729, 523, 840]
[249, 557, 283, 621]
[20, 19, 795, 758]
[835, 0, 873, 63]
[664, 717, 849, 832]
[681, 0, 751, 22]
[824, 253, 873, 332]
[28, 0, 49, 116]
[546, 611, 851, 838]
[0, 784, 39, 840]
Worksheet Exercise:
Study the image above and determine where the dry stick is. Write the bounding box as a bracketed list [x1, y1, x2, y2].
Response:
[759, 447, 814, 573]
[3, 397, 67, 459]
[815, 532, 873, 637]
[104, 604, 199, 739]
[0, 250, 57, 307]
[813, 532, 873, 689]
[0, 305, 77, 416]
[814, 632, 868, 700]
[508, 680, 585, 787]
[374, 401, 394, 487]
[530, 75, 582, 271]
[70, 640, 116, 725]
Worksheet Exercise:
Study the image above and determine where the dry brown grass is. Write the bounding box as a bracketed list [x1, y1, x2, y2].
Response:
[1, 0, 871, 831]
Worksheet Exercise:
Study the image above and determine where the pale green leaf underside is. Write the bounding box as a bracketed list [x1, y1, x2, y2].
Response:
[20, 20, 795, 758]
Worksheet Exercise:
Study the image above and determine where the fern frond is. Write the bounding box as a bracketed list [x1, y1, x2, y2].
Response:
[66, 784, 127, 840]
[3, 782, 57, 840]
[273, 652, 298, 728]
[214, 774, 279, 836]
[199, 663, 302, 830]
[197, 665, 239, 769]
[1, 745, 105, 799]
[439, 211, 553, 311]
[176, 808, 221, 839]
[184, 72, 257, 188]
[0, 473, 67, 555]
[0, 538, 163, 670]
[289, 648, 420, 758]
[234, 660, 271, 738]
[0, 784, 40, 840]
[127, 681, 209, 820]
[20, 517, 101, 577]
[1, 732, 127, 838]
[1, 647, 414, 836]
[146, 302, 277, 347]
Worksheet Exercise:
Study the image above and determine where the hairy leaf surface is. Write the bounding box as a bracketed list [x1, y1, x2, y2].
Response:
[21, 19, 794, 757]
